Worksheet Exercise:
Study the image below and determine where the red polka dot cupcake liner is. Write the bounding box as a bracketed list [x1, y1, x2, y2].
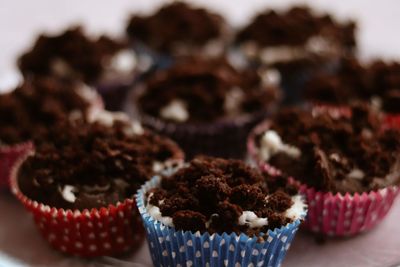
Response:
[0, 142, 33, 191]
[383, 113, 400, 130]
[10, 154, 145, 257]
[247, 117, 400, 237]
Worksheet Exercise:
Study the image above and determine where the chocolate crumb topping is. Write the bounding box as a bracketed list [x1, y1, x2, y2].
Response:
[257, 104, 400, 193]
[146, 156, 303, 235]
[0, 77, 90, 145]
[236, 6, 356, 51]
[137, 57, 279, 122]
[18, 117, 183, 210]
[18, 27, 128, 83]
[126, 2, 225, 53]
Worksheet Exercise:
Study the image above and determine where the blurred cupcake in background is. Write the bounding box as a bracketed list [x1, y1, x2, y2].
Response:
[235, 6, 357, 104]
[0, 76, 101, 190]
[126, 56, 281, 159]
[304, 58, 400, 128]
[10, 110, 184, 257]
[126, 1, 231, 69]
[18, 26, 138, 110]
[137, 156, 306, 267]
[248, 103, 400, 236]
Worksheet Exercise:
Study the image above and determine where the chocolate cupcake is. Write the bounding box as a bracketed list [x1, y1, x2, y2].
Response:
[127, 56, 280, 158]
[11, 110, 184, 256]
[304, 58, 400, 127]
[126, 1, 230, 68]
[137, 156, 306, 267]
[18, 26, 138, 110]
[248, 104, 400, 236]
[235, 6, 357, 104]
[0, 76, 101, 190]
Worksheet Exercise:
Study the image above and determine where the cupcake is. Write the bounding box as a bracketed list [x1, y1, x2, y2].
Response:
[10, 110, 184, 257]
[126, 56, 280, 158]
[18, 26, 138, 110]
[304, 58, 400, 128]
[0, 76, 101, 190]
[235, 6, 357, 104]
[248, 104, 400, 236]
[126, 1, 230, 69]
[136, 156, 306, 267]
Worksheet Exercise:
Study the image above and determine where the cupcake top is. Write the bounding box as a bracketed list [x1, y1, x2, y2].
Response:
[304, 58, 400, 114]
[18, 111, 184, 210]
[145, 156, 306, 236]
[236, 6, 356, 64]
[18, 27, 137, 84]
[254, 104, 400, 194]
[136, 57, 280, 123]
[0, 77, 94, 145]
[126, 2, 226, 55]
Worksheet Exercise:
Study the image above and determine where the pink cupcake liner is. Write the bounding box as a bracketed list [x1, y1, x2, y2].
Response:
[10, 153, 145, 257]
[247, 116, 400, 237]
[0, 142, 33, 190]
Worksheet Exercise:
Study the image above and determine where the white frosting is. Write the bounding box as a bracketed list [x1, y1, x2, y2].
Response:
[260, 68, 281, 86]
[59, 185, 77, 203]
[146, 193, 174, 227]
[109, 49, 137, 74]
[285, 195, 307, 221]
[259, 130, 301, 161]
[90, 110, 144, 135]
[160, 99, 189, 122]
[347, 169, 365, 180]
[238, 211, 268, 228]
[224, 87, 244, 116]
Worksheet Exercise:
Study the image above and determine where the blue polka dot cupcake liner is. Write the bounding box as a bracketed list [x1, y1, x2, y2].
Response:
[136, 176, 302, 267]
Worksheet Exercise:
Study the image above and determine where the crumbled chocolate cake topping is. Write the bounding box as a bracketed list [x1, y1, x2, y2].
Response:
[257, 104, 400, 193]
[146, 156, 302, 236]
[126, 2, 224, 53]
[305, 58, 400, 114]
[18, 27, 128, 83]
[137, 57, 279, 122]
[0, 77, 90, 145]
[18, 117, 183, 210]
[236, 6, 356, 50]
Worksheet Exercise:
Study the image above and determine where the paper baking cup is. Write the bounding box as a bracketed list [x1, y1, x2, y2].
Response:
[0, 142, 33, 190]
[126, 86, 275, 159]
[383, 114, 400, 130]
[247, 118, 400, 237]
[136, 176, 302, 267]
[10, 155, 145, 257]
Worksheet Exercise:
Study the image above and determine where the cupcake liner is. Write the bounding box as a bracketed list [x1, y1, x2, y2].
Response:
[383, 113, 400, 130]
[247, 116, 400, 237]
[0, 142, 33, 190]
[136, 176, 303, 267]
[10, 155, 145, 257]
[126, 86, 276, 159]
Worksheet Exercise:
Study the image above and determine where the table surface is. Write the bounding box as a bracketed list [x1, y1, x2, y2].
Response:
[1, 1, 400, 266]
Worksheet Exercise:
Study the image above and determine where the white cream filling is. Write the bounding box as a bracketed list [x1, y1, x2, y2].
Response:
[51, 58, 73, 77]
[347, 169, 365, 180]
[224, 87, 244, 116]
[238, 211, 268, 228]
[109, 49, 137, 74]
[259, 68, 281, 86]
[146, 193, 174, 227]
[59, 185, 77, 203]
[90, 110, 144, 136]
[160, 99, 189, 122]
[285, 195, 307, 221]
[259, 130, 301, 161]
